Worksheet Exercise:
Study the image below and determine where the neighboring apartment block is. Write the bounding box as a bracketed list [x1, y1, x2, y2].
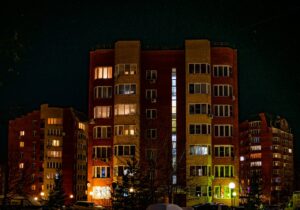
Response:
[88, 40, 239, 207]
[7, 104, 88, 202]
[239, 113, 294, 204]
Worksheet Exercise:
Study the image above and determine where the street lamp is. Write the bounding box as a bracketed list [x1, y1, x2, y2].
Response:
[229, 182, 235, 209]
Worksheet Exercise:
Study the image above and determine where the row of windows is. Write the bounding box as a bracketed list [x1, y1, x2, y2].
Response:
[94, 85, 159, 99]
[114, 145, 135, 156]
[115, 84, 136, 95]
[92, 124, 233, 138]
[92, 146, 111, 159]
[190, 145, 235, 157]
[189, 63, 210, 74]
[214, 145, 234, 157]
[189, 124, 211, 135]
[46, 162, 62, 169]
[47, 118, 62, 125]
[213, 65, 232, 77]
[115, 64, 137, 76]
[93, 166, 110, 178]
[189, 83, 210, 94]
[190, 166, 211, 176]
[188, 165, 234, 178]
[47, 129, 63, 136]
[214, 165, 234, 177]
[94, 66, 113, 79]
[189, 104, 211, 115]
[47, 151, 62, 158]
[94, 65, 233, 80]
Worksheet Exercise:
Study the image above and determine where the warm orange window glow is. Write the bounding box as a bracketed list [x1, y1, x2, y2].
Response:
[47, 118, 62, 125]
[20, 141, 25, 147]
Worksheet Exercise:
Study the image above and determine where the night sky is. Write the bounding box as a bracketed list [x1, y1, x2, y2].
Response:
[1, 0, 300, 161]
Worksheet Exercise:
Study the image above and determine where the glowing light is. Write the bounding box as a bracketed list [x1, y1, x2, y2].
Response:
[69, 194, 74, 199]
[40, 192, 45, 196]
[129, 187, 134, 193]
[34, 197, 38, 201]
[229, 182, 235, 189]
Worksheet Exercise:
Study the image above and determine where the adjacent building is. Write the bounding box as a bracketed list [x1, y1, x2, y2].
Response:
[239, 113, 294, 204]
[88, 40, 239, 207]
[7, 104, 88, 203]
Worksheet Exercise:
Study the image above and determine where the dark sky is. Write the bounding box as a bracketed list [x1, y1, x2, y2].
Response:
[1, 0, 300, 161]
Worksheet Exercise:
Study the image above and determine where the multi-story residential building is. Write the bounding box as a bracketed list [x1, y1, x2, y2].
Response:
[239, 113, 294, 205]
[88, 40, 239, 207]
[7, 104, 88, 203]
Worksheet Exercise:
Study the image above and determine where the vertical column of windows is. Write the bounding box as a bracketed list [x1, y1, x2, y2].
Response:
[172, 68, 177, 185]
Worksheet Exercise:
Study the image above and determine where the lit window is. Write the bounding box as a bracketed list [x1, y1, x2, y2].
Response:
[52, 140, 60, 147]
[250, 145, 261, 151]
[114, 104, 136, 115]
[94, 66, 112, 79]
[250, 153, 262, 159]
[78, 122, 86, 130]
[94, 106, 111, 118]
[240, 156, 245, 161]
[190, 145, 210, 155]
[19, 163, 24, 169]
[250, 161, 262, 167]
[47, 151, 62, 158]
[20, 131, 25, 136]
[92, 186, 111, 199]
[20, 141, 25, 147]
[31, 185, 36, 191]
[47, 118, 62, 125]
[115, 64, 137, 77]
[114, 125, 136, 136]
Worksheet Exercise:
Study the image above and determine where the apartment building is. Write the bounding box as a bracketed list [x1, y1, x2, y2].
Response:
[7, 104, 88, 203]
[239, 113, 294, 204]
[88, 40, 239, 207]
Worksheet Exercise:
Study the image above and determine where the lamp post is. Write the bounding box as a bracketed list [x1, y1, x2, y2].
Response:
[229, 182, 235, 209]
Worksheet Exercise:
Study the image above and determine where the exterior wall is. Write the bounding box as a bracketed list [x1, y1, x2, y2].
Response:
[185, 40, 213, 206]
[88, 40, 239, 207]
[140, 50, 185, 201]
[211, 46, 239, 206]
[239, 113, 294, 205]
[8, 110, 42, 198]
[7, 104, 87, 204]
[41, 104, 64, 198]
[88, 49, 114, 207]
